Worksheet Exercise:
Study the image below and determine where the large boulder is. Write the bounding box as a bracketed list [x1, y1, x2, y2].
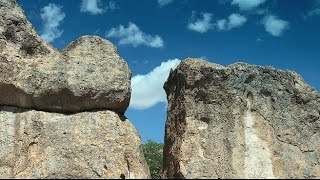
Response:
[0, 0, 131, 113]
[0, 106, 150, 179]
[163, 58, 320, 179]
[0, 0, 150, 179]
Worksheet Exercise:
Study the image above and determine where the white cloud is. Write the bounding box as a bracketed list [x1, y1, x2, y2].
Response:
[188, 12, 247, 33]
[158, 0, 173, 7]
[256, 38, 264, 42]
[129, 59, 181, 110]
[81, 0, 105, 15]
[306, 0, 320, 17]
[232, 0, 266, 11]
[217, 19, 227, 31]
[107, 1, 120, 11]
[308, 8, 320, 17]
[217, 13, 247, 31]
[80, 0, 119, 15]
[106, 22, 164, 48]
[40, 3, 65, 43]
[262, 15, 289, 37]
[188, 12, 214, 33]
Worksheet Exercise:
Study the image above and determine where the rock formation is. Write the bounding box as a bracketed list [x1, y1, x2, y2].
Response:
[0, 0, 150, 178]
[0, 0, 131, 114]
[0, 107, 149, 179]
[163, 58, 320, 179]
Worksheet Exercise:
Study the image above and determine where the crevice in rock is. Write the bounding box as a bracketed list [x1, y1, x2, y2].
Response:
[125, 157, 131, 179]
[0, 104, 127, 118]
[91, 168, 102, 178]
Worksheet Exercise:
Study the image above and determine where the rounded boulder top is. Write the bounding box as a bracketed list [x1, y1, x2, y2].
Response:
[64, 35, 118, 52]
[0, 0, 131, 114]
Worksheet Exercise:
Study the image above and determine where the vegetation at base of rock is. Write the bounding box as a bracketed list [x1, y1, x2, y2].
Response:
[143, 140, 164, 179]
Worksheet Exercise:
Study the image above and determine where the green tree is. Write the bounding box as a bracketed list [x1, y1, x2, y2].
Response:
[143, 140, 164, 179]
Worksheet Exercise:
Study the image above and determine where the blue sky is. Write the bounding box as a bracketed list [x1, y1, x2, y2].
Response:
[17, 0, 320, 143]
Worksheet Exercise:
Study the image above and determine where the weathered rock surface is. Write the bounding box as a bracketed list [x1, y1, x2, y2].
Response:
[0, 0, 149, 179]
[0, 0, 131, 113]
[0, 106, 150, 179]
[163, 58, 320, 179]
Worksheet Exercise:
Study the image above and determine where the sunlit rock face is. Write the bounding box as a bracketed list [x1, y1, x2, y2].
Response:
[0, 107, 150, 179]
[0, 0, 150, 179]
[0, 0, 131, 114]
[163, 58, 320, 179]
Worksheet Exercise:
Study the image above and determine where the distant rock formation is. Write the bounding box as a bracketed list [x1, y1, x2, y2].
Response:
[0, 0, 150, 178]
[163, 58, 320, 179]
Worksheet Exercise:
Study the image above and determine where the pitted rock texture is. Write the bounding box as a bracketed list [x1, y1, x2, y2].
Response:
[0, 106, 150, 179]
[0, 0, 131, 113]
[162, 58, 320, 179]
[0, 0, 149, 179]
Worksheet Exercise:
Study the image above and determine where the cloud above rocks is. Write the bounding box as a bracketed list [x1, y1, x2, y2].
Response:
[40, 3, 66, 43]
[217, 13, 247, 31]
[306, 0, 320, 18]
[262, 15, 289, 37]
[308, 8, 320, 17]
[188, 12, 247, 33]
[80, 0, 119, 15]
[129, 59, 181, 110]
[106, 22, 164, 48]
[231, 0, 266, 11]
[188, 12, 214, 33]
[158, 0, 173, 7]
[107, 1, 120, 11]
